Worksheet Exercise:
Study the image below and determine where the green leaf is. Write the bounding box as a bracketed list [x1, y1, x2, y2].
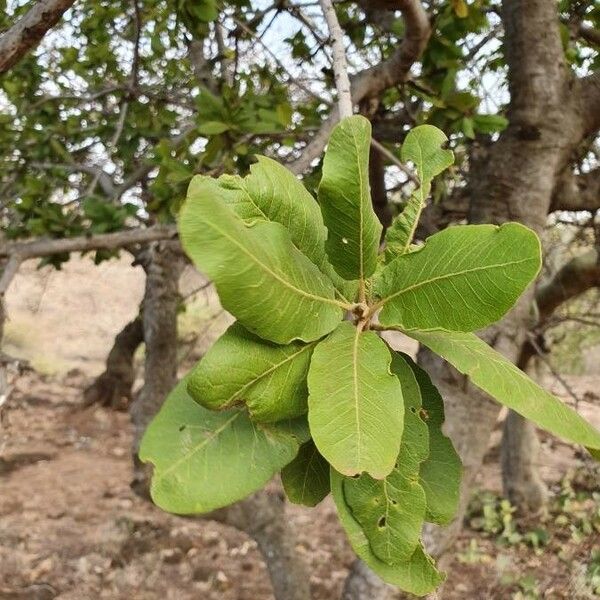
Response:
[384, 125, 453, 262]
[188, 159, 358, 302]
[473, 114, 509, 134]
[281, 440, 330, 507]
[376, 223, 541, 332]
[405, 356, 461, 525]
[331, 469, 445, 596]
[179, 190, 344, 344]
[343, 353, 428, 564]
[318, 115, 382, 281]
[187, 322, 315, 423]
[307, 322, 404, 478]
[197, 121, 231, 135]
[139, 377, 305, 514]
[410, 330, 600, 458]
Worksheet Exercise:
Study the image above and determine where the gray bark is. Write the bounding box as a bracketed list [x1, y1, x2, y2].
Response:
[501, 411, 548, 512]
[84, 308, 143, 409]
[0, 0, 77, 74]
[130, 242, 183, 496]
[342, 560, 399, 600]
[210, 489, 313, 600]
[416, 0, 597, 574]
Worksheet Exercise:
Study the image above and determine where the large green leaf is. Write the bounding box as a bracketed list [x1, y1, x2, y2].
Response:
[318, 115, 382, 281]
[405, 356, 461, 525]
[187, 163, 358, 303]
[281, 440, 330, 507]
[410, 330, 600, 457]
[307, 322, 404, 478]
[189, 156, 327, 264]
[385, 126, 453, 262]
[187, 322, 315, 423]
[343, 352, 428, 564]
[331, 469, 445, 596]
[179, 191, 345, 344]
[139, 377, 305, 514]
[376, 223, 541, 332]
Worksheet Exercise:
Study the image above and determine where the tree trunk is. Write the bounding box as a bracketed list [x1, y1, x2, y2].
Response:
[84, 308, 143, 409]
[83, 307, 144, 410]
[0, 290, 7, 408]
[501, 411, 547, 512]
[342, 559, 399, 600]
[130, 242, 183, 497]
[210, 489, 313, 600]
[414, 0, 593, 575]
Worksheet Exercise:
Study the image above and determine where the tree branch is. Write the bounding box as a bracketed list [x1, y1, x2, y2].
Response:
[550, 167, 600, 212]
[581, 71, 600, 135]
[288, 0, 430, 174]
[1, 225, 177, 262]
[535, 249, 600, 322]
[0, 0, 76, 74]
[319, 0, 353, 119]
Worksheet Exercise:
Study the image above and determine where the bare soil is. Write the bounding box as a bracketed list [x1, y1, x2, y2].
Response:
[1, 257, 599, 599]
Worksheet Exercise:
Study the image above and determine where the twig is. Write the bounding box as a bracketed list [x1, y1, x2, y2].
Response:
[230, 16, 329, 105]
[370, 138, 419, 185]
[318, 0, 353, 119]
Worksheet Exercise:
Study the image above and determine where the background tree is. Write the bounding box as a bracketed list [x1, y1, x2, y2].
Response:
[1, 0, 599, 598]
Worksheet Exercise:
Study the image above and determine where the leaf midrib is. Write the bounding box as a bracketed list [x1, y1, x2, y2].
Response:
[379, 256, 535, 306]
[154, 412, 241, 482]
[202, 215, 348, 310]
[225, 342, 314, 407]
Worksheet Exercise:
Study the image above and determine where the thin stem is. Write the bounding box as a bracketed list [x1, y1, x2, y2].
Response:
[318, 0, 352, 119]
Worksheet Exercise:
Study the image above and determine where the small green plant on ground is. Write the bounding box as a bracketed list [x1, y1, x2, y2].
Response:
[139, 116, 600, 596]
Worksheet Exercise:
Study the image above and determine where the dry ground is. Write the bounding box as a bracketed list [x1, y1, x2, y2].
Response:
[1, 257, 599, 599]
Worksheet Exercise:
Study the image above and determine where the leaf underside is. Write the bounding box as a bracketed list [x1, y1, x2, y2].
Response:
[179, 190, 343, 344]
[281, 440, 330, 507]
[318, 115, 382, 281]
[385, 125, 454, 262]
[404, 354, 462, 525]
[331, 468, 445, 597]
[343, 352, 429, 564]
[376, 223, 541, 332]
[410, 329, 600, 456]
[188, 321, 314, 423]
[139, 377, 305, 514]
[307, 322, 404, 479]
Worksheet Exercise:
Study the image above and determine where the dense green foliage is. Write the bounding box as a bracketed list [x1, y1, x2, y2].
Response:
[140, 117, 600, 595]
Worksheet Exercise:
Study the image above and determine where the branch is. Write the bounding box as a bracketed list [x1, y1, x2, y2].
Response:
[581, 71, 600, 135]
[288, 0, 430, 174]
[577, 23, 600, 47]
[535, 249, 600, 322]
[1, 225, 177, 262]
[319, 0, 353, 118]
[30, 161, 116, 197]
[0, 225, 178, 296]
[550, 167, 600, 212]
[0, 0, 76, 74]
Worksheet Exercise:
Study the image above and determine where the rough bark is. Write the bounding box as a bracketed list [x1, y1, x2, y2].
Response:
[417, 0, 595, 568]
[130, 242, 183, 496]
[342, 559, 399, 600]
[83, 309, 143, 409]
[501, 411, 548, 512]
[210, 489, 312, 600]
[0, 0, 77, 74]
[0, 280, 7, 409]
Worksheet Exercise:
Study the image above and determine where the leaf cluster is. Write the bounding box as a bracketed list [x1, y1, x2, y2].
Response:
[137, 116, 600, 595]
